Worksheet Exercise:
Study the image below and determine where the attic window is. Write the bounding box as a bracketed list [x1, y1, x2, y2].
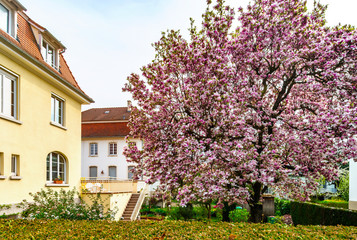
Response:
[104, 111, 110, 114]
[41, 40, 59, 69]
[123, 116, 126, 120]
[0, 1, 16, 37]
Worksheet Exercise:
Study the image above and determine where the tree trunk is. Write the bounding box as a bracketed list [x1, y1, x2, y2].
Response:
[222, 202, 236, 222]
[248, 181, 263, 223]
[248, 203, 263, 223]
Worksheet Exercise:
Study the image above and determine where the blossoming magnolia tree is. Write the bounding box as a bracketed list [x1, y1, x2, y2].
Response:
[123, 0, 357, 222]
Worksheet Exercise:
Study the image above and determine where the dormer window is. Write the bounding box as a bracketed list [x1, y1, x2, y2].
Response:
[0, 0, 17, 37]
[0, 3, 9, 33]
[42, 40, 56, 68]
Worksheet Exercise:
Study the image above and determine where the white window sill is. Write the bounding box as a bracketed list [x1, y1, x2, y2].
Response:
[45, 183, 70, 187]
[50, 121, 67, 130]
[0, 175, 6, 180]
[9, 175, 22, 180]
[108, 155, 118, 157]
[0, 114, 22, 125]
[89, 155, 98, 157]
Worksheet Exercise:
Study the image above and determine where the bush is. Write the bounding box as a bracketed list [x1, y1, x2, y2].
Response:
[1, 219, 357, 239]
[228, 208, 249, 222]
[193, 206, 208, 220]
[291, 201, 357, 226]
[274, 198, 291, 216]
[312, 199, 348, 209]
[19, 188, 113, 220]
[153, 208, 167, 216]
[337, 172, 349, 202]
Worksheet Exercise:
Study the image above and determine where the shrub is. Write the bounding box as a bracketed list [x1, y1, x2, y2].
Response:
[337, 172, 349, 202]
[153, 208, 167, 216]
[291, 201, 357, 226]
[193, 206, 208, 220]
[178, 204, 194, 220]
[2, 219, 357, 239]
[312, 199, 348, 209]
[274, 198, 291, 216]
[228, 208, 250, 222]
[19, 188, 113, 220]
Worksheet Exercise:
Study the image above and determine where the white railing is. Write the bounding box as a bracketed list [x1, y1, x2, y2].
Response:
[130, 183, 148, 221]
[80, 177, 137, 194]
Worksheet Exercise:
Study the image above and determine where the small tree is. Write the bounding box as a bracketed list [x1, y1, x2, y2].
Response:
[124, 0, 357, 222]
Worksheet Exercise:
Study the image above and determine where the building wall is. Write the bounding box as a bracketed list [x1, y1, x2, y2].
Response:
[0, 50, 83, 204]
[349, 159, 357, 210]
[81, 137, 142, 179]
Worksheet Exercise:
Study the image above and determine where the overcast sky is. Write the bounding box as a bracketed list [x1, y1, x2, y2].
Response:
[19, 0, 357, 110]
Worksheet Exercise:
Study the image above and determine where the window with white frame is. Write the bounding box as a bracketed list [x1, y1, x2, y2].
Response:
[109, 166, 117, 179]
[0, 68, 17, 119]
[11, 154, 19, 176]
[46, 152, 66, 183]
[0, 1, 15, 37]
[41, 40, 57, 68]
[89, 143, 98, 156]
[89, 166, 97, 178]
[51, 94, 64, 126]
[108, 142, 117, 155]
[128, 166, 134, 180]
[0, 3, 9, 33]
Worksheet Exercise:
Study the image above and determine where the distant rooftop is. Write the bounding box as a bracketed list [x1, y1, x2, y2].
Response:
[82, 107, 131, 122]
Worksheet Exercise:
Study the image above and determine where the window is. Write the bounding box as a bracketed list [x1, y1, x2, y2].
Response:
[128, 166, 134, 180]
[46, 152, 66, 183]
[42, 41, 56, 68]
[11, 154, 19, 176]
[89, 166, 97, 178]
[109, 142, 117, 155]
[0, 1, 16, 37]
[89, 143, 98, 156]
[109, 166, 117, 179]
[51, 94, 64, 126]
[0, 3, 9, 33]
[0, 68, 17, 119]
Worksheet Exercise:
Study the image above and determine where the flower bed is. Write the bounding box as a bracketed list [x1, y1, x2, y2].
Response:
[1, 219, 357, 239]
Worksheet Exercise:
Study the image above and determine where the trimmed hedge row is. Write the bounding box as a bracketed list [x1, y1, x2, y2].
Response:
[1, 219, 357, 239]
[291, 201, 357, 226]
[313, 200, 349, 209]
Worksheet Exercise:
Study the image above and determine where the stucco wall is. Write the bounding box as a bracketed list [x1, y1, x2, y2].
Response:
[111, 193, 132, 220]
[81, 138, 142, 179]
[0, 50, 83, 205]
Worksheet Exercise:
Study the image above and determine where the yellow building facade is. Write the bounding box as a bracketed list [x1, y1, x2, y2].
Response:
[0, 0, 93, 206]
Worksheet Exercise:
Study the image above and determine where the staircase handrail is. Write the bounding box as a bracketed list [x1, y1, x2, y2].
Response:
[130, 183, 148, 220]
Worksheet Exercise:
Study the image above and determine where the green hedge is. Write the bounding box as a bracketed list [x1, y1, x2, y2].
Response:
[1, 219, 357, 239]
[291, 201, 357, 226]
[312, 200, 348, 209]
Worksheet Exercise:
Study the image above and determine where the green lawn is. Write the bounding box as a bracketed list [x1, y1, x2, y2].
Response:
[1, 219, 357, 239]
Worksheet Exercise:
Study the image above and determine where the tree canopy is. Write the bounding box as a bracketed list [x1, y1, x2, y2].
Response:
[123, 0, 357, 222]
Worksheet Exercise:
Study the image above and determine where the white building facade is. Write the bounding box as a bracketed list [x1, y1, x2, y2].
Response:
[81, 105, 142, 180]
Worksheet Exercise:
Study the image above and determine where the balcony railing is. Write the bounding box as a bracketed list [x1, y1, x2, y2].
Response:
[80, 177, 143, 194]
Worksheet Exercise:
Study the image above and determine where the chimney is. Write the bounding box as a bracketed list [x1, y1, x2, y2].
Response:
[127, 100, 132, 112]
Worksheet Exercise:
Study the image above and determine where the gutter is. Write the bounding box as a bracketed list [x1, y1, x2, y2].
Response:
[0, 33, 94, 103]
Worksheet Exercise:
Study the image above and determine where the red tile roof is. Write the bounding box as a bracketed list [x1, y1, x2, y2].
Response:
[0, 9, 93, 103]
[82, 122, 130, 138]
[82, 107, 131, 122]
